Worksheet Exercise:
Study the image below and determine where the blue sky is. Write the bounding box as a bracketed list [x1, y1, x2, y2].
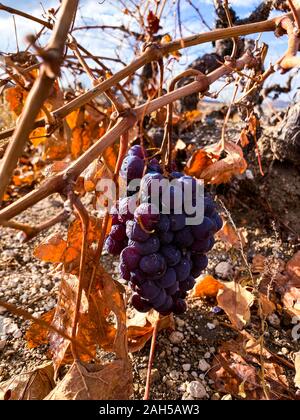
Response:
[0, 0, 298, 102]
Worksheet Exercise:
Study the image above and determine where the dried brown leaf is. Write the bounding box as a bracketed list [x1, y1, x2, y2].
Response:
[127, 310, 174, 353]
[201, 142, 247, 185]
[0, 363, 55, 400]
[217, 221, 247, 250]
[217, 281, 255, 330]
[45, 360, 132, 400]
[209, 337, 289, 400]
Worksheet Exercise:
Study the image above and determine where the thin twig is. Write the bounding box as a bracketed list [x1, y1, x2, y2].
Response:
[0, 299, 94, 359]
[143, 319, 159, 401]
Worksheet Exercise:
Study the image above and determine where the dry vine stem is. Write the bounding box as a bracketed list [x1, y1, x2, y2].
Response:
[0, 0, 79, 204]
[0, 51, 257, 226]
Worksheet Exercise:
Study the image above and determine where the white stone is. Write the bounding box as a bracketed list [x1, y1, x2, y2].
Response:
[207, 322, 216, 330]
[169, 370, 180, 381]
[169, 331, 184, 344]
[215, 262, 233, 279]
[182, 364, 191, 372]
[186, 381, 207, 399]
[198, 359, 211, 372]
[204, 352, 211, 359]
[176, 318, 185, 328]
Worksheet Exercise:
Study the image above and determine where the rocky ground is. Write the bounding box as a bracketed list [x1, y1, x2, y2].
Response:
[0, 120, 299, 400]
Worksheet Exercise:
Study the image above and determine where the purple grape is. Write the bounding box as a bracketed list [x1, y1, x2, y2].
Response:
[158, 268, 177, 288]
[174, 227, 194, 248]
[130, 269, 146, 286]
[126, 220, 150, 242]
[192, 254, 208, 271]
[166, 281, 180, 296]
[105, 236, 126, 255]
[172, 298, 187, 315]
[162, 183, 183, 211]
[138, 280, 162, 301]
[134, 203, 160, 230]
[204, 196, 216, 217]
[180, 276, 196, 293]
[110, 224, 127, 241]
[120, 155, 144, 181]
[179, 175, 198, 197]
[146, 265, 167, 281]
[112, 213, 119, 225]
[211, 212, 223, 232]
[129, 235, 160, 256]
[161, 245, 181, 267]
[191, 217, 215, 240]
[170, 214, 186, 232]
[119, 263, 130, 281]
[155, 295, 173, 314]
[131, 294, 152, 312]
[157, 214, 170, 233]
[140, 253, 166, 276]
[175, 258, 191, 282]
[159, 231, 174, 245]
[128, 145, 145, 159]
[190, 238, 211, 254]
[118, 197, 135, 223]
[148, 158, 162, 173]
[120, 246, 141, 271]
[151, 288, 167, 309]
[171, 171, 183, 179]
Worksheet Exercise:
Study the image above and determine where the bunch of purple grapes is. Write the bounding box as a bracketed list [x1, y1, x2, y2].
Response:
[105, 145, 223, 316]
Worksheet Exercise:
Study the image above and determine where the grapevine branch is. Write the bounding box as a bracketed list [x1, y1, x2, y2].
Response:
[0, 11, 291, 144]
[0, 0, 79, 204]
[0, 51, 257, 225]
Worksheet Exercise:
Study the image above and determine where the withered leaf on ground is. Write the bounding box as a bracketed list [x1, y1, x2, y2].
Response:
[186, 141, 247, 185]
[216, 221, 247, 250]
[45, 360, 132, 400]
[191, 275, 224, 299]
[209, 336, 290, 400]
[0, 363, 55, 400]
[127, 310, 174, 353]
[217, 281, 255, 330]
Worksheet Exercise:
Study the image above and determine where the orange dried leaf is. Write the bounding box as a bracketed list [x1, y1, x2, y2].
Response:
[185, 149, 215, 178]
[286, 251, 300, 280]
[102, 144, 119, 174]
[217, 281, 255, 330]
[192, 275, 224, 299]
[5, 85, 27, 116]
[240, 128, 250, 148]
[34, 234, 67, 264]
[25, 310, 55, 349]
[217, 221, 247, 250]
[259, 293, 276, 317]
